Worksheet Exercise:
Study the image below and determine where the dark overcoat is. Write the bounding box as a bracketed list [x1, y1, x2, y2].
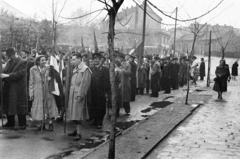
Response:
[129, 61, 137, 101]
[90, 66, 110, 118]
[232, 62, 238, 76]
[137, 66, 147, 89]
[213, 65, 230, 92]
[178, 62, 184, 86]
[3, 57, 27, 115]
[171, 63, 179, 89]
[200, 61, 206, 77]
[163, 63, 172, 93]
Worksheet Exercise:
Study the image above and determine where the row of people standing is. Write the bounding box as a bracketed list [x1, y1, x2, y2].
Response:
[149, 56, 192, 97]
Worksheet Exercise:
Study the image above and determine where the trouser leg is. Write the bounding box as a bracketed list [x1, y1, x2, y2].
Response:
[139, 88, 144, 95]
[7, 115, 15, 126]
[54, 95, 62, 114]
[94, 116, 104, 126]
[123, 102, 130, 114]
[18, 114, 26, 126]
[146, 80, 149, 94]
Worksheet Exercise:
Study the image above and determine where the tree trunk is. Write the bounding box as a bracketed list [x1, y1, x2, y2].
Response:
[186, 33, 197, 104]
[108, 8, 117, 159]
[221, 48, 225, 59]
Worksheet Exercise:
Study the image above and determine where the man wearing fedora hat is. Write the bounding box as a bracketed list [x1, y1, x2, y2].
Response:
[89, 52, 110, 129]
[1, 47, 28, 129]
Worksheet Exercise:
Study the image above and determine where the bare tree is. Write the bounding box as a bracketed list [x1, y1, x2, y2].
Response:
[96, 0, 124, 158]
[185, 22, 206, 104]
[51, 0, 69, 50]
[213, 26, 236, 59]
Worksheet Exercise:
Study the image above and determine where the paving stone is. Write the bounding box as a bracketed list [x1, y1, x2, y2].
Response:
[146, 79, 240, 159]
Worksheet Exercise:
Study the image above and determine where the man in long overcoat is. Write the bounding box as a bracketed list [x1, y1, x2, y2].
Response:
[67, 53, 91, 141]
[136, 62, 147, 95]
[127, 55, 137, 101]
[1, 48, 27, 129]
[200, 58, 206, 80]
[171, 58, 180, 90]
[90, 53, 110, 129]
[144, 57, 150, 94]
[162, 57, 172, 94]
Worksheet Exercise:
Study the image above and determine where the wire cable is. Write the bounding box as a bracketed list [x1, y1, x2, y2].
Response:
[148, 0, 225, 22]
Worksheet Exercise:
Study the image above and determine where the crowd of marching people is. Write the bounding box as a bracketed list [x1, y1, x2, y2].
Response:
[0, 46, 214, 141]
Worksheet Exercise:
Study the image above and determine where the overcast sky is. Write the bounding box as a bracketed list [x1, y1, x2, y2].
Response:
[4, 0, 240, 29]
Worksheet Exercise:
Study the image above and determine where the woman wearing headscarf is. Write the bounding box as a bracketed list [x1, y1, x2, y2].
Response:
[231, 61, 238, 80]
[213, 59, 231, 99]
[29, 55, 58, 131]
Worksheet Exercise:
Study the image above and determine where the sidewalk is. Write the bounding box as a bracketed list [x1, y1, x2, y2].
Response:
[81, 81, 212, 159]
[147, 78, 240, 159]
[0, 80, 194, 159]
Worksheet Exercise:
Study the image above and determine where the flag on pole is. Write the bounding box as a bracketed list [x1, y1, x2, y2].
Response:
[93, 31, 98, 53]
[129, 41, 143, 58]
[49, 55, 64, 96]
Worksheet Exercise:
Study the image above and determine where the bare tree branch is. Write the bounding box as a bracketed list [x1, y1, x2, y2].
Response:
[57, 0, 68, 21]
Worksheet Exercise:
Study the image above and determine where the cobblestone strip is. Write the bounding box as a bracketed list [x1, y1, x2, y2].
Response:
[147, 79, 240, 159]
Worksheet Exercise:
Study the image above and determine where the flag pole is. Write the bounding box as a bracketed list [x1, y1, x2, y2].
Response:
[64, 48, 72, 135]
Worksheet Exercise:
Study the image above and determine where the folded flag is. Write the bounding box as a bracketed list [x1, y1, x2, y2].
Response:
[49, 55, 64, 96]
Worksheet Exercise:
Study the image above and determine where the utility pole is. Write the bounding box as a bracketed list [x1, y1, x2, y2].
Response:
[139, 0, 147, 67]
[173, 7, 178, 56]
[207, 31, 212, 87]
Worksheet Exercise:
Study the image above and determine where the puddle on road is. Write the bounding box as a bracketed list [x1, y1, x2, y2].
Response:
[141, 107, 152, 113]
[116, 120, 140, 130]
[195, 89, 207, 92]
[5, 135, 22, 139]
[45, 150, 74, 159]
[141, 101, 173, 114]
[163, 96, 175, 100]
[150, 101, 173, 109]
[41, 137, 54, 141]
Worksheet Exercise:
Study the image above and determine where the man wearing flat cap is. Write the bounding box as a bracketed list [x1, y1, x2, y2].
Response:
[1, 47, 28, 129]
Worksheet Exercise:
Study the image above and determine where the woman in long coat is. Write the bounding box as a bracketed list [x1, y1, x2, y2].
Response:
[200, 58, 206, 80]
[231, 61, 238, 80]
[213, 59, 230, 99]
[29, 55, 58, 131]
